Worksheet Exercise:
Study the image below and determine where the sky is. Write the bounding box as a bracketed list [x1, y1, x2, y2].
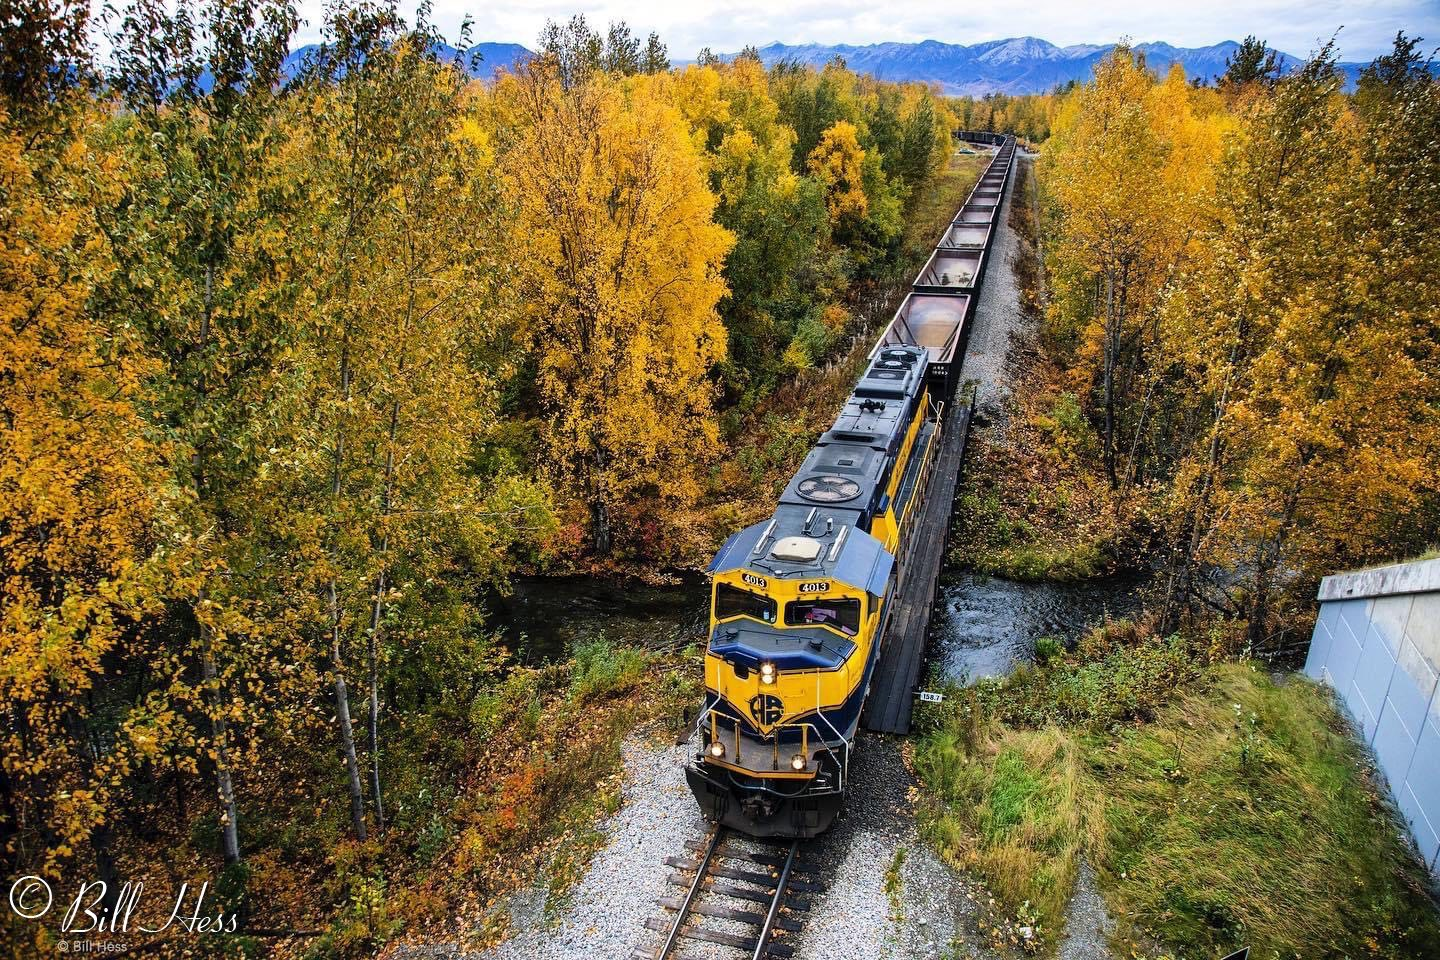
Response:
[278, 0, 1439, 61]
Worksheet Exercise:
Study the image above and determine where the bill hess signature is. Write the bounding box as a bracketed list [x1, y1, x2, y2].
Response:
[9, 876, 239, 935]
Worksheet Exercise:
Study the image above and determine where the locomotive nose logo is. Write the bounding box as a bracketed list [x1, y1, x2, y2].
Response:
[749, 694, 784, 725]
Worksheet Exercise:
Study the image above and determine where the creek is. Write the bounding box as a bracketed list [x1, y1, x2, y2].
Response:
[494, 569, 1143, 684]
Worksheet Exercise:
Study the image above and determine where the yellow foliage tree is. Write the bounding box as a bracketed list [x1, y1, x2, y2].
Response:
[1159, 45, 1440, 640]
[497, 65, 732, 556]
[1043, 53, 1227, 485]
[807, 119, 869, 225]
[0, 104, 162, 881]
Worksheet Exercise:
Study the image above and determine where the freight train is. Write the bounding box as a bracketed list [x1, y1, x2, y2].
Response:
[685, 134, 1016, 838]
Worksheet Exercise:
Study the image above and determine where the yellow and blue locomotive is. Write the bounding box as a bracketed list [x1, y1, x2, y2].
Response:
[684, 134, 1014, 837]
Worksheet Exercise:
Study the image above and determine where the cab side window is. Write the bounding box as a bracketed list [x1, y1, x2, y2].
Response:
[715, 584, 776, 623]
[785, 598, 861, 636]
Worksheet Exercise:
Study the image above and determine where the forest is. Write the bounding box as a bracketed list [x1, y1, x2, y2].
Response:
[5, 0, 1440, 954]
[917, 34, 1440, 960]
[953, 34, 1440, 654]
[1, 1, 959, 953]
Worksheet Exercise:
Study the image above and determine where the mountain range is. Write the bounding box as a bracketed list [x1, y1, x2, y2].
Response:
[279, 41, 532, 82]
[275, 37, 1370, 96]
[707, 38, 1369, 95]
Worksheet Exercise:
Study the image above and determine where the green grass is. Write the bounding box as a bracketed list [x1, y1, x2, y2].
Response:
[1094, 665, 1440, 959]
[916, 723, 1088, 947]
[904, 151, 990, 254]
[914, 652, 1440, 959]
[568, 635, 648, 702]
[978, 539, 1106, 581]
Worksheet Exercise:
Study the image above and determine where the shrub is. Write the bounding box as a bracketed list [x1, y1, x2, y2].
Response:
[568, 635, 647, 702]
[1033, 636, 1062, 663]
[985, 624, 1203, 728]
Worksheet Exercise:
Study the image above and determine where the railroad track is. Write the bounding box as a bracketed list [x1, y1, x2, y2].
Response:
[634, 826, 822, 960]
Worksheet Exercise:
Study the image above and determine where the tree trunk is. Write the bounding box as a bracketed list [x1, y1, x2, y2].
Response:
[89, 822, 121, 923]
[330, 583, 369, 842]
[1101, 271, 1118, 487]
[195, 265, 242, 865]
[1161, 407, 1224, 633]
[327, 337, 368, 841]
[63, 710, 123, 919]
[590, 447, 612, 555]
[366, 563, 386, 833]
[1247, 482, 1303, 651]
[366, 398, 398, 833]
[200, 627, 242, 864]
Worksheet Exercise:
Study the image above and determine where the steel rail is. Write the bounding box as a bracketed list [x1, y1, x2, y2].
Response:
[750, 839, 800, 960]
[659, 825, 725, 959]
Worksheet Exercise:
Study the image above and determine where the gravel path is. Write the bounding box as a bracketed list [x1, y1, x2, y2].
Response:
[791, 735, 1025, 960]
[472, 737, 710, 960]
[959, 152, 1035, 421]
[1058, 861, 1115, 960]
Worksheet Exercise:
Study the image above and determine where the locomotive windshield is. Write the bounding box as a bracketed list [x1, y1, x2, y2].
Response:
[714, 583, 776, 623]
[785, 597, 861, 635]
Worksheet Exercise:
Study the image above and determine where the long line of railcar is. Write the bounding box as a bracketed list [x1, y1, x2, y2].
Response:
[685, 135, 1017, 839]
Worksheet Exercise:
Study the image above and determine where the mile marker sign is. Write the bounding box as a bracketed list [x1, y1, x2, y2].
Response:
[915, 691, 945, 703]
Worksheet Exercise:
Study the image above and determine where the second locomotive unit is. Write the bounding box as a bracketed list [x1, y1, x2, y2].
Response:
[685, 135, 1016, 838]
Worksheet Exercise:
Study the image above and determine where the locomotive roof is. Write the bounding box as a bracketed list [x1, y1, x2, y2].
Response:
[707, 507, 894, 597]
[706, 345, 927, 597]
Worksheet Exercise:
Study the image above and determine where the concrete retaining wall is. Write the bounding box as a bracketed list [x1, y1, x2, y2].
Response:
[1305, 557, 1440, 873]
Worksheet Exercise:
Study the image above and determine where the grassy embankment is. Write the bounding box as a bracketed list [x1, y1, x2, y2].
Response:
[949, 159, 1138, 582]
[913, 636, 1440, 958]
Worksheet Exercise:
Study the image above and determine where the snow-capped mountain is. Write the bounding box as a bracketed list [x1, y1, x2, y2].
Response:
[712, 37, 1365, 94]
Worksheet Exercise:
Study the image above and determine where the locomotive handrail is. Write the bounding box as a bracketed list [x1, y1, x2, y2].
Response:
[897, 399, 944, 533]
[693, 700, 850, 796]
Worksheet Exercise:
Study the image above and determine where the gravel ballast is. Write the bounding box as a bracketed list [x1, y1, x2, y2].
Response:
[959, 152, 1033, 419]
[454, 732, 1027, 960]
[473, 737, 709, 960]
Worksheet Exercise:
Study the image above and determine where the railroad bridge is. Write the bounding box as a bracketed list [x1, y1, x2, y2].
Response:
[860, 130, 1018, 735]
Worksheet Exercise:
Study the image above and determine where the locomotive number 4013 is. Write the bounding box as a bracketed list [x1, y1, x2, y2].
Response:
[798, 581, 831, 593]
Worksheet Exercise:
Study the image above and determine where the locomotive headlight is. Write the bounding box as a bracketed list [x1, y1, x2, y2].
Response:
[760, 661, 776, 685]
[708, 740, 726, 759]
[790, 753, 808, 771]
